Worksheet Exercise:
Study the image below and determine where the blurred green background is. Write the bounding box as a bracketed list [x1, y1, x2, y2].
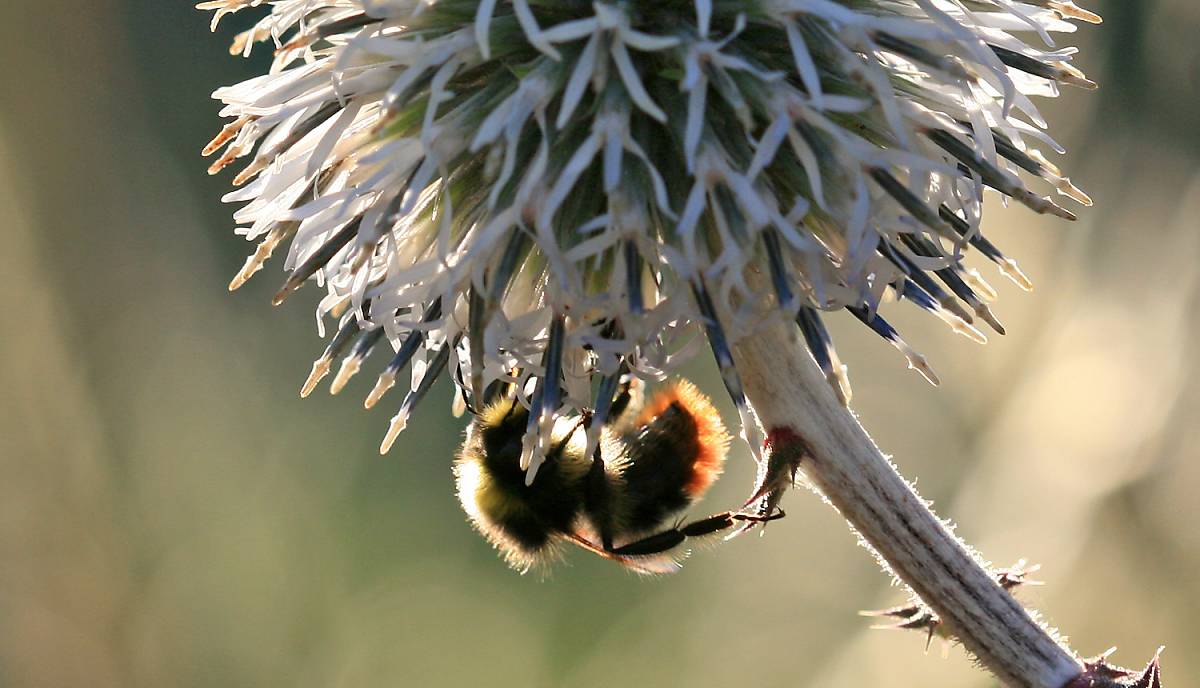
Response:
[1, 2, 1196, 686]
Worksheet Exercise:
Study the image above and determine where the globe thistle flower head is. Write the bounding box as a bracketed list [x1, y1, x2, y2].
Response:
[202, 0, 1097, 479]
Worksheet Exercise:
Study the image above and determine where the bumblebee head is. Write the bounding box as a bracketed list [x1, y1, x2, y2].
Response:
[454, 396, 589, 573]
[470, 397, 527, 466]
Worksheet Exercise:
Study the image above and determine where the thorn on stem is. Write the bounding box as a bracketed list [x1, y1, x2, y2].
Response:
[1064, 647, 1164, 688]
[862, 561, 1042, 648]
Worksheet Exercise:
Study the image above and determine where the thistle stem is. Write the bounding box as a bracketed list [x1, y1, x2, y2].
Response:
[732, 318, 1083, 688]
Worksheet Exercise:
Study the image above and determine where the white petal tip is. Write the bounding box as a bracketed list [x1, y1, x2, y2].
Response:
[365, 372, 397, 409]
[301, 359, 332, 398]
[949, 317, 989, 345]
[330, 358, 361, 396]
[1058, 178, 1093, 207]
[1001, 260, 1035, 292]
[828, 366, 852, 406]
[380, 413, 408, 455]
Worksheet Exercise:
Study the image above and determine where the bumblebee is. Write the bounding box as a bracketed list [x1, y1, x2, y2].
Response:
[454, 378, 780, 574]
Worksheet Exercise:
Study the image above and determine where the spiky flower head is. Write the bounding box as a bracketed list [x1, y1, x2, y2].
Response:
[202, 0, 1097, 477]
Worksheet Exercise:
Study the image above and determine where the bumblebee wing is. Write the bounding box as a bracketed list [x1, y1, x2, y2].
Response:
[564, 532, 683, 575]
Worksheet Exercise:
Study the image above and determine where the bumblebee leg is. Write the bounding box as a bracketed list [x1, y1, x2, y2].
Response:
[610, 510, 785, 557]
[607, 373, 640, 424]
[579, 370, 638, 551]
[584, 443, 616, 550]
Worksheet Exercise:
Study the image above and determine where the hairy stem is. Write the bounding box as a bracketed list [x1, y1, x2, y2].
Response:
[732, 318, 1083, 688]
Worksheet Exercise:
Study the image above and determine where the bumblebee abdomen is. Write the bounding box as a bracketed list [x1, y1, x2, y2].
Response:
[619, 380, 731, 531]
